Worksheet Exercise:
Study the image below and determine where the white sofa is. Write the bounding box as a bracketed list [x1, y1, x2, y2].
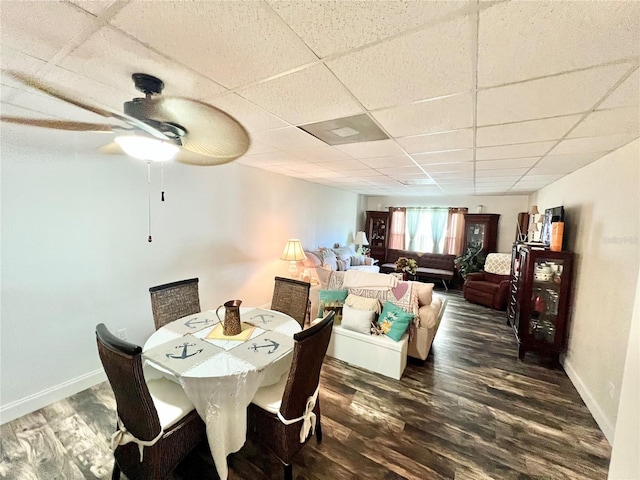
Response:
[303, 244, 380, 274]
[310, 270, 447, 366]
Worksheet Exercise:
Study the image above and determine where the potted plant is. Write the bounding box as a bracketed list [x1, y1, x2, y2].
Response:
[395, 257, 418, 279]
[455, 245, 487, 280]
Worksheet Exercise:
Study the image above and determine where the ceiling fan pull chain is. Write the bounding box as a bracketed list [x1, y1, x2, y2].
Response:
[147, 161, 153, 243]
[161, 162, 165, 202]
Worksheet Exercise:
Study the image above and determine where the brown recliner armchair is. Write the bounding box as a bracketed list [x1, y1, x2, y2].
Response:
[463, 253, 512, 310]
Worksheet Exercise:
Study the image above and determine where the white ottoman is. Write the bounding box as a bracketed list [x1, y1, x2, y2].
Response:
[326, 325, 408, 380]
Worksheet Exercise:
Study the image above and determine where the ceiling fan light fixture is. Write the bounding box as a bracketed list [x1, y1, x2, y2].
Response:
[115, 134, 179, 162]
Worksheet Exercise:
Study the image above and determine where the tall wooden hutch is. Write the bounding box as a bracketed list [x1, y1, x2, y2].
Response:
[463, 213, 500, 254]
[364, 210, 390, 264]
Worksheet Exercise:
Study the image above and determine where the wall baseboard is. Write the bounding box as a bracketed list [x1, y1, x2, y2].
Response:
[562, 357, 614, 444]
[0, 369, 106, 425]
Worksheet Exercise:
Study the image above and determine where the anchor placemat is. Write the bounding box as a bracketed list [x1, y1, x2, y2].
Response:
[242, 308, 292, 331]
[229, 330, 294, 369]
[143, 335, 223, 376]
[164, 311, 219, 336]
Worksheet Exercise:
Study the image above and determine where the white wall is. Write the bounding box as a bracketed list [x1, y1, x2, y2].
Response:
[365, 194, 529, 252]
[608, 273, 640, 479]
[0, 127, 359, 423]
[532, 139, 640, 442]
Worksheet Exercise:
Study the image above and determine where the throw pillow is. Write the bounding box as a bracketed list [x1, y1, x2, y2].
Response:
[321, 251, 338, 271]
[378, 301, 414, 342]
[332, 245, 357, 259]
[315, 267, 332, 289]
[350, 255, 367, 266]
[336, 256, 351, 271]
[414, 282, 434, 306]
[317, 289, 349, 323]
[303, 251, 322, 268]
[341, 305, 374, 335]
[345, 294, 381, 314]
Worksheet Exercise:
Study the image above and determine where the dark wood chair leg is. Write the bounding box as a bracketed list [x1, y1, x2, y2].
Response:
[315, 421, 322, 442]
[111, 461, 121, 480]
[284, 463, 293, 480]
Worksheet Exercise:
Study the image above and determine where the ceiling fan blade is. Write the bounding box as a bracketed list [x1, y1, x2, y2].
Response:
[5, 71, 171, 141]
[0, 116, 114, 132]
[141, 97, 250, 165]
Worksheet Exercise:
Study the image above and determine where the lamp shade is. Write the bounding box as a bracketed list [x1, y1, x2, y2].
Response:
[115, 135, 179, 162]
[529, 205, 539, 215]
[354, 231, 369, 246]
[280, 239, 307, 262]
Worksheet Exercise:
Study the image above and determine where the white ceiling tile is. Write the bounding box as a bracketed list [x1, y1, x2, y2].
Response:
[0, 2, 92, 61]
[252, 127, 327, 150]
[477, 64, 632, 125]
[327, 16, 473, 109]
[267, 1, 467, 58]
[376, 165, 424, 176]
[397, 129, 474, 154]
[476, 168, 529, 178]
[238, 64, 363, 125]
[478, 1, 640, 86]
[335, 139, 405, 158]
[476, 157, 539, 170]
[208, 93, 289, 132]
[476, 116, 581, 147]
[412, 149, 474, 165]
[372, 93, 473, 137]
[475, 176, 521, 184]
[320, 160, 369, 172]
[288, 146, 354, 163]
[68, 1, 114, 16]
[422, 162, 474, 174]
[599, 69, 640, 110]
[428, 171, 474, 180]
[476, 141, 556, 160]
[110, 1, 317, 89]
[239, 151, 302, 166]
[532, 152, 606, 174]
[568, 108, 640, 138]
[286, 162, 332, 174]
[359, 155, 416, 169]
[245, 140, 278, 156]
[549, 134, 638, 155]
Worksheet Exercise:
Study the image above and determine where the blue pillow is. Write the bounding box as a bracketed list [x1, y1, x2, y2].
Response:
[378, 301, 414, 342]
[317, 289, 349, 322]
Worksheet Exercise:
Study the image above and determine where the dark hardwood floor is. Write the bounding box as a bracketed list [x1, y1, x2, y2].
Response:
[0, 290, 611, 479]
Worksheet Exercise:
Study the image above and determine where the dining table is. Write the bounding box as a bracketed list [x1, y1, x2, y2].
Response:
[143, 307, 301, 480]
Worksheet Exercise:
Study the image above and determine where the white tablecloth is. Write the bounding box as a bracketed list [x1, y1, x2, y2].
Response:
[143, 308, 300, 480]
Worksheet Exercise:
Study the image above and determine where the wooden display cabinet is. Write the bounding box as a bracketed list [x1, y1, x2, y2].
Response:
[507, 244, 573, 364]
[463, 213, 500, 254]
[364, 210, 390, 264]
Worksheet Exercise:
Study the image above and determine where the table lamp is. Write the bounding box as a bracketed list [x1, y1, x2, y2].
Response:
[355, 231, 369, 254]
[280, 239, 307, 277]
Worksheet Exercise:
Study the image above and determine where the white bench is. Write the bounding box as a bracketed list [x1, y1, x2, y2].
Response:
[326, 325, 408, 380]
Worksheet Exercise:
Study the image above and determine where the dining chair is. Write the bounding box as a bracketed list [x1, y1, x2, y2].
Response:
[95, 323, 206, 480]
[149, 278, 201, 330]
[247, 311, 335, 480]
[270, 276, 311, 328]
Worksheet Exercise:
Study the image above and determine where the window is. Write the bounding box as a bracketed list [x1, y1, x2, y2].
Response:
[389, 207, 468, 254]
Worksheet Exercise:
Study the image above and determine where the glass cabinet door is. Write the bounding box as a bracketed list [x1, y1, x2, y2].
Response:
[529, 257, 565, 344]
[466, 222, 485, 249]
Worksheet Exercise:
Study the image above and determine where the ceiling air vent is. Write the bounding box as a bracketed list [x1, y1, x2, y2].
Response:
[298, 113, 389, 146]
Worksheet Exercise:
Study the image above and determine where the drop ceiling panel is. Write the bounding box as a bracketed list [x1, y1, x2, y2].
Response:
[252, 127, 327, 151]
[0, 2, 92, 61]
[530, 152, 606, 174]
[376, 165, 425, 176]
[335, 139, 405, 158]
[422, 162, 474, 174]
[397, 129, 474, 154]
[239, 151, 302, 166]
[372, 93, 473, 137]
[288, 147, 354, 163]
[477, 64, 633, 126]
[476, 168, 529, 178]
[476, 141, 556, 161]
[238, 64, 363, 125]
[549, 134, 638, 156]
[599, 69, 640, 109]
[207, 93, 288, 133]
[69, 1, 114, 16]
[267, 0, 467, 58]
[319, 160, 370, 172]
[476, 157, 539, 170]
[476, 116, 581, 147]
[412, 150, 474, 164]
[327, 16, 473, 109]
[359, 155, 416, 169]
[478, 1, 640, 87]
[110, 1, 317, 89]
[568, 108, 640, 138]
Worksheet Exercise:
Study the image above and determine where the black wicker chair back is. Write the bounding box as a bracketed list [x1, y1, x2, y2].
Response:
[149, 278, 201, 330]
[96, 323, 205, 480]
[247, 311, 334, 480]
[270, 276, 310, 328]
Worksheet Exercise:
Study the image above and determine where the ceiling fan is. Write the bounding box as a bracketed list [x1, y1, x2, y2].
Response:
[1, 72, 250, 165]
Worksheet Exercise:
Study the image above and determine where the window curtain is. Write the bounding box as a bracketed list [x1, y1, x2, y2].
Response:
[430, 207, 449, 253]
[444, 207, 468, 255]
[406, 207, 424, 251]
[388, 207, 406, 249]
